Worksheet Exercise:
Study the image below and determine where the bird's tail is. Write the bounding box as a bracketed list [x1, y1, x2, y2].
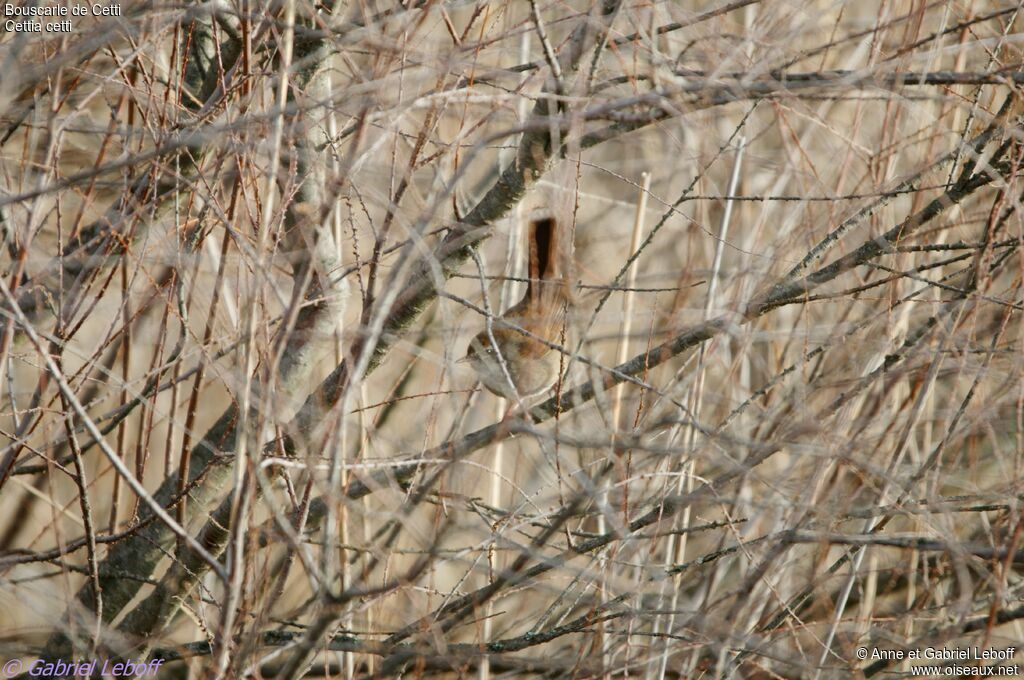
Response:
[527, 215, 571, 307]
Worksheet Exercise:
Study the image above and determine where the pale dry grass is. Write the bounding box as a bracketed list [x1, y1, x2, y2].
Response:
[1, 1, 1023, 678]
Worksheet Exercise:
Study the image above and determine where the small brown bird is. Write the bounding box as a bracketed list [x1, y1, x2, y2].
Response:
[465, 216, 570, 399]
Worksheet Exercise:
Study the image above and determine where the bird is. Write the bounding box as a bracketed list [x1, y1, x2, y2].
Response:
[464, 215, 570, 400]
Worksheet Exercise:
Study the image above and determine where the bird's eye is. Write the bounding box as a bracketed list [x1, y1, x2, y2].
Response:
[467, 338, 489, 358]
